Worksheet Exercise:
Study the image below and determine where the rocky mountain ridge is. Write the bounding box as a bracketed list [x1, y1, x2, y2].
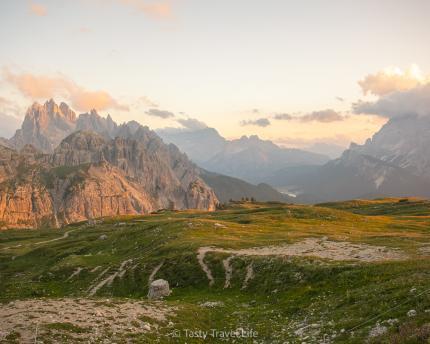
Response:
[271, 115, 430, 202]
[157, 128, 329, 184]
[0, 101, 219, 229]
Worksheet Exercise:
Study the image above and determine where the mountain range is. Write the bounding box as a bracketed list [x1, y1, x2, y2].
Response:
[268, 115, 430, 202]
[1, 99, 429, 228]
[157, 128, 329, 184]
[0, 100, 218, 228]
[0, 100, 291, 228]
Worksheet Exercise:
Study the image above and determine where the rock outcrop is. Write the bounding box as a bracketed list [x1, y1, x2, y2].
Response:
[148, 279, 171, 300]
[10, 99, 77, 152]
[0, 125, 218, 229]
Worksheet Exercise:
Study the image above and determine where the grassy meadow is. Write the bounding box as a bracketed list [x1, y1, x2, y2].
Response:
[1, 198, 430, 343]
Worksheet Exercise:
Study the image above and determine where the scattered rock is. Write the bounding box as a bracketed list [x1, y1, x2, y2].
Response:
[98, 234, 108, 240]
[0, 298, 174, 342]
[383, 318, 399, 326]
[214, 223, 226, 228]
[407, 309, 417, 317]
[200, 301, 224, 308]
[369, 323, 388, 337]
[148, 279, 171, 300]
[142, 323, 151, 331]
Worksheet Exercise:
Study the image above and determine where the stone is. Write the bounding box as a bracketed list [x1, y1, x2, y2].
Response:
[142, 323, 151, 331]
[200, 301, 224, 308]
[407, 309, 417, 317]
[147, 279, 171, 300]
[369, 323, 387, 337]
[99, 235, 108, 240]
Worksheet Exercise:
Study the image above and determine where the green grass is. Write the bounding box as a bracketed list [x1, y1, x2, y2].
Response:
[0, 199, 430, 342]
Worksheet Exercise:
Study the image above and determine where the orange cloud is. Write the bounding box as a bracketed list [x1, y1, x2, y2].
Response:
[115, 0, 172, 19]
[29, 2, 47, 16]
[3, 68, 128, 112]
[359, 64, 428, 96]
[70, 89, 129, 112]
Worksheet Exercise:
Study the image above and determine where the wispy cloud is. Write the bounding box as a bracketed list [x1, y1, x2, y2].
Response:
[77, 27, 92, 34]
[240, 118, 271, 127]
[300, 109, 345, 123]
[3, 68, 128, 112]
[272, 109, 345, 123]
[138, 96, 158, 108]
[29, 1, 47, 16]
[273, 113, 292, 120]
[177, 118, 207, 130]
[145, 108, 174, 118]
[91, 0, 173, 20]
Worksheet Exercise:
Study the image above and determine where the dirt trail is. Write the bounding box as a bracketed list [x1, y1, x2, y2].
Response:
[88, 259, 133, 296]
[223, 256, 235, 288]
[148, 261, 164, 285]
[242, 263, 254, 289]
[197, 237, 406, 286]
[0, 298, 175, 342]
[1, 230, 75, 251]
[66, 267, 83, 281]
[34, 230, 75, 245]
[197, 248, 215, 286]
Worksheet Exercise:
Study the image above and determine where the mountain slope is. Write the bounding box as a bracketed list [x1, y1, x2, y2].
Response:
[158, 129, 330, 184]
[271, 116, 430, 202]
[200, 170, 291, 203]
[1, 201, 430, 342]
[0, 129, 218, 229]
[202, 135, 329, 184]
[157, 127, 227, 164]
[10, 99, 77, 152]
[349, 115, 430, 178]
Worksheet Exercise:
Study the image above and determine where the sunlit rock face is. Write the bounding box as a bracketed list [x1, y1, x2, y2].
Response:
[0, 101, 218, 229]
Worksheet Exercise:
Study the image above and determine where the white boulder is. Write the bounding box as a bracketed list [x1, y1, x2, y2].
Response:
[148, 279, 171, 300]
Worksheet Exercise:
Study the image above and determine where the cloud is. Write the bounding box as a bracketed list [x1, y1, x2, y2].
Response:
[358, 64, 427, 96]
[70, 89, 128, 112]
[97, 0, 173, 20]
[177, 118, 207, 130]
[273, 113, 292, 120]
[240, 118, 271, 127]
[300, 109, 345, 123]
[272, 110, 344, 122]
[336, 96, 345, 102]
[29, 2, 47, 16]
[77, 27, 92, 34]
[138, 96, 158, 108]
[145, 108, 174, 118]
[3, 68, 128, 112]
[353, 83, 430, 119]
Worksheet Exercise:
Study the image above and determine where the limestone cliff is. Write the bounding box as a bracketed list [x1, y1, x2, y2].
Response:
[0, 131, 218, 229]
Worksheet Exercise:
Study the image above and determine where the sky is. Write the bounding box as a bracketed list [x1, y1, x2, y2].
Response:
[1, 0, 430, 151]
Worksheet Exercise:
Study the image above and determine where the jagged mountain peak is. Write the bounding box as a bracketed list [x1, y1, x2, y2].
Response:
[58, 130, 106, 150]
[349, 115, 430, 178]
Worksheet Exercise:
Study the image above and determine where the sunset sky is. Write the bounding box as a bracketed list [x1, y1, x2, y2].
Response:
[1, 0, 430, 150]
